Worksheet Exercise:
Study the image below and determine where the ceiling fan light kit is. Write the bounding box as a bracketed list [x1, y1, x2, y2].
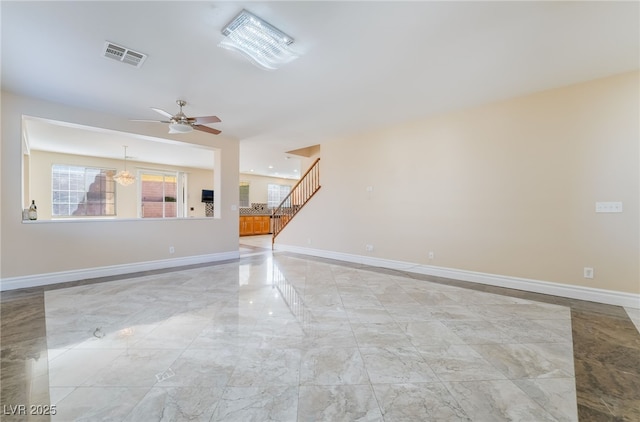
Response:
[168, 122, 193, 134]
[219, 9, 298, 70]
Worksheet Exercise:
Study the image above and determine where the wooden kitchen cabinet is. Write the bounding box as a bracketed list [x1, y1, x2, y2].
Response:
[254, 216, 270, 234]
[239, 216, 270, 236]
[239, 216, 254, 236]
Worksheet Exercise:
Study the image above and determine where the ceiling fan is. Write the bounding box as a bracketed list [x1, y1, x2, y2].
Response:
[133, 100, 221, 135]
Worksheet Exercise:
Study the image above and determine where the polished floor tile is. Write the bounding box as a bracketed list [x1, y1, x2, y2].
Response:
[0, 237, 638, 421]
[373, 382, 470, 421]
[444, 379, 559, 421]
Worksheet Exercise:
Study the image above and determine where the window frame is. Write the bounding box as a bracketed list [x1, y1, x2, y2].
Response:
[138, 169, 187, 219]
[267, 183, 291, 209]
[239, 181, 250, 208]
[51, 164, 116, 218]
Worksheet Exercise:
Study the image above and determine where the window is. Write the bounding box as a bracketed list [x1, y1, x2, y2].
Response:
[52, 165, 116, 217]
[239, 181, 250, 207]
[267, 183, 291, 208]
[140, 171, 186, 218]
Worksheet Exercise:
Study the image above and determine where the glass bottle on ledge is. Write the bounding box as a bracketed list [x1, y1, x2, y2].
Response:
[28, 200, 38, 220]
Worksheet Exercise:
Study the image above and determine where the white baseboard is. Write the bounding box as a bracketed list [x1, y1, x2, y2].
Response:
[275, 244, 640, 309]
[0, 251, 240, 292]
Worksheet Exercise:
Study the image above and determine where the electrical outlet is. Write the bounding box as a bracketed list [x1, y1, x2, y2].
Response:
[583, 267, 594, 279]
[169, 246, 175, 254]
[428, 251, 434, 260]
[365, 244, 374, 252]
[307, 238, 312, 245]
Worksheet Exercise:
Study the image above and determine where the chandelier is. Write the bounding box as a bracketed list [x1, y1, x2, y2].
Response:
[114, 145, 135, 186]
[219, 9, 299, 70]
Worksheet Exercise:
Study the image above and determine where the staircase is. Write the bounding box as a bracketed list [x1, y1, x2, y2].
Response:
[272, 158, 321, 246]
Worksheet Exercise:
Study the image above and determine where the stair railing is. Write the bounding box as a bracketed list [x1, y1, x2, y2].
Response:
[272, 157, 321, 246]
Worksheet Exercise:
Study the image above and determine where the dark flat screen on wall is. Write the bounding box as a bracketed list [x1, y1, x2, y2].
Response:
[201, 189, 214, 203]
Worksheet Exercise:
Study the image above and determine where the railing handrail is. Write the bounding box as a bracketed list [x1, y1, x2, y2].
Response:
[272, 157, 321, 246]
[290, 157, 320, 193]
[272, 157, 320, 216]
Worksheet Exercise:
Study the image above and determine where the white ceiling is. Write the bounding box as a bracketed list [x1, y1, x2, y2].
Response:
[2, 1, 638, 179]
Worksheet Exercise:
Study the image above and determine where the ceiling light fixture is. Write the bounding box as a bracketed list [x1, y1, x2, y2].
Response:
[219, 9, 299, 70]
[114, 146, 135, 186]
[168, 122, 193, 134]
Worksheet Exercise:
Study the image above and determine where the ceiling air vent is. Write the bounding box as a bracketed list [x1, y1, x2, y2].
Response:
[103, 41, 147, 68]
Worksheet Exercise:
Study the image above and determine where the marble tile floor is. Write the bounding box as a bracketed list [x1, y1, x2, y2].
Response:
[0, 242, 637, 421]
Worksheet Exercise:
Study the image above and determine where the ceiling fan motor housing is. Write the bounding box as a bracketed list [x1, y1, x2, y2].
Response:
[173, 100, 190, 124]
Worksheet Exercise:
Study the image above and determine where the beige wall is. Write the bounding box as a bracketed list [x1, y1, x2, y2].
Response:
[185, 165, 216, 218]
[1, 92, 239, 280]
[29, 150, 215, 219]
[278, 72, 639, 295]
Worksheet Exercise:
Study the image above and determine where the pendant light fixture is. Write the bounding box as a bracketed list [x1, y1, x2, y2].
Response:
[114, 145, 135, 186]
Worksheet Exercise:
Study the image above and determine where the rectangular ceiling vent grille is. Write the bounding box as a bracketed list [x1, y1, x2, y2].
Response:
[103, 41, 147, 68]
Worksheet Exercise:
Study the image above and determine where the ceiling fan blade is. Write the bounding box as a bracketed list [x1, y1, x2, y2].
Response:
[194, 125, 221, 135]
[191, 116, 221, 125]
[151, 107, 174, 118]
[130, 119, 171, 123]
